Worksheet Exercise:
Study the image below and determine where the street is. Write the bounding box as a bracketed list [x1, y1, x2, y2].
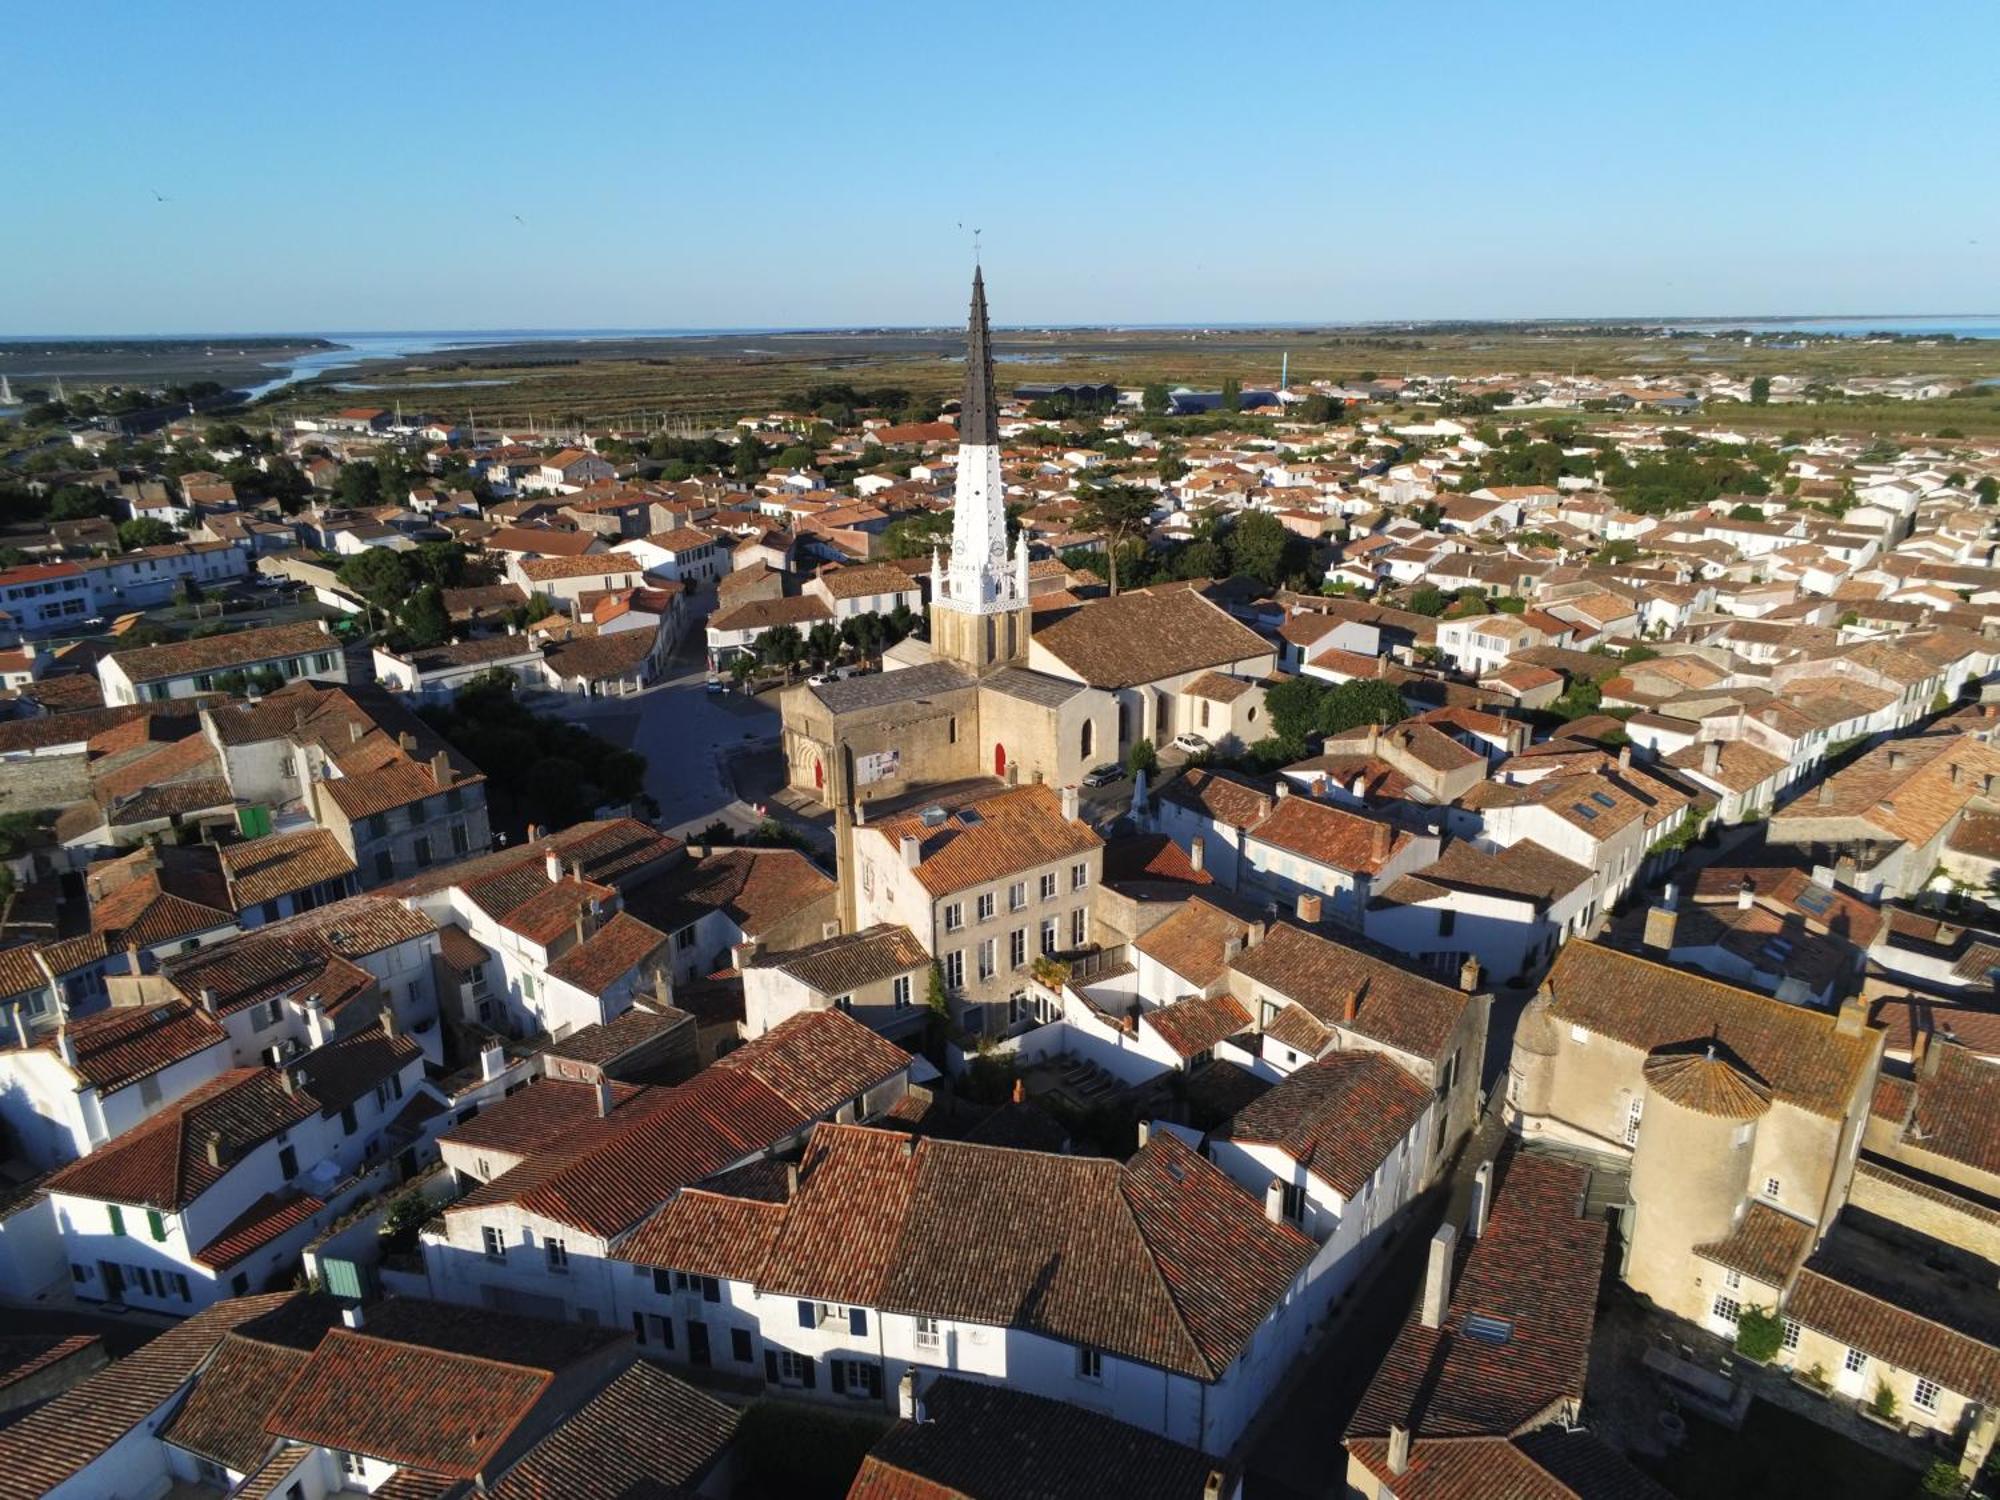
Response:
[541, 632, 781, 838]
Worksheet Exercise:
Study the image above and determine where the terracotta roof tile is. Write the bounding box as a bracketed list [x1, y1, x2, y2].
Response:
[745, 923, 929, 997]
[1694, 1202, 1815, 1290]
[1132, 898, 1256, 990]
[1350, 1148, 1605, 1440]
[866, 784, 1101, 898]
[217, 827, 356, 908]
[850, 1376, 1224, 1500]
[1538, 943, 1878, 1121]
[544, 912, 668, 996]
[105, 621, 338, 685]
[486, 1358, 739, 1500]
[1232, 924, 1472, 1063]
[1032, 588, 1273, 690]
[1229, 1051, 1432, 1198]
[1142, 993, 1254, 1059]
[1247, 796, 1413, 874]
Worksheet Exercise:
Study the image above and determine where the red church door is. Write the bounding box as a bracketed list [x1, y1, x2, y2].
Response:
[814, 757, 824, 790]
[994, 744, 1007, 779]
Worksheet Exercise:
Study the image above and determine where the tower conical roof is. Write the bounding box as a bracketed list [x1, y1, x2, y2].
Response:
[960, 266, 999, 446]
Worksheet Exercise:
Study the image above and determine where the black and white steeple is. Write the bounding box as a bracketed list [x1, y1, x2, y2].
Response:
[933, 266, 1030, 620]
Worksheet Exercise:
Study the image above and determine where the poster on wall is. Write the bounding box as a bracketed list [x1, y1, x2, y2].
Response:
[855, 749, 901, 785]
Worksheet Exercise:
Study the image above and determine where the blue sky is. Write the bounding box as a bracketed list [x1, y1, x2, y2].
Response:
[6, 1, 1997, 333]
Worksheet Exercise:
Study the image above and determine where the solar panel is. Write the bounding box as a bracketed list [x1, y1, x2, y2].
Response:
[1573, 803, 1598, 821]
[1591, 791, 1617, 808]
[956, 809, 983, 826]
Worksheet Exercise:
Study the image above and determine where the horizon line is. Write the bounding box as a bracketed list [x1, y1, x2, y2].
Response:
[3, 312, 1998, 343]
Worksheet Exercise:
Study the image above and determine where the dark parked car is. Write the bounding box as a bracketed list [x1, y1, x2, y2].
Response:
[1081, 763, 1127, 788]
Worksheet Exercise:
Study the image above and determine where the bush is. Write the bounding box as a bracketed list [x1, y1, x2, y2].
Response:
[1734, 1305, 1783, 1362]
[1871, 1379, 1898, 1420]
[1920, 1460, 1967, 1497]
[1127, 739, 1158, 776]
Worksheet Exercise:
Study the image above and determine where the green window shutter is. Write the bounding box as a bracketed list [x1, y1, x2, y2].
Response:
[108, 1205, 125, 1236]
[147, 1210, 167, 1242]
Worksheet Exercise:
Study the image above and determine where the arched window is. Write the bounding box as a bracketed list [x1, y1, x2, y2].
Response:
[1081, 719, 1095, 759]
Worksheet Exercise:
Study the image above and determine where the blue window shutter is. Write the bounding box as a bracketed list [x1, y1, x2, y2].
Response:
[798, 1299, 815, 1329]
[849, 1307, 868, 1336]
[764, 1349, 779, 1383]
[800, 1356, 816, 1390]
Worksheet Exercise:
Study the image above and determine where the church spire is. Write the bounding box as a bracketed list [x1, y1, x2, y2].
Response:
[929, 265, 1029, 673]
[961, 266, 1000, 447]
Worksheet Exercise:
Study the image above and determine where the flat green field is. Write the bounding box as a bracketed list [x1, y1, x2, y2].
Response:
[256, 325, 1998, 439]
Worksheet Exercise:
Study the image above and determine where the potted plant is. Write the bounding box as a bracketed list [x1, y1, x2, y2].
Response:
[1796, 1361, 1830, 1393]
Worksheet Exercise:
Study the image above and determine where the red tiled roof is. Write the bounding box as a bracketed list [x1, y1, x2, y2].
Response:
[486, 1358, 739, 1500]
[1539, 943, 1878, 1121]
[866, 784, 1101, 897]
[195, 1188, 325, 1270]
[1349, 1148, 1605, 1441]
[1142, 993, 1253, 1059]
[264, 1328, 552, 1479]
[1229, 1050, 1431, 1198]
[0, 1292, 299, 1500]
[1231, 923, 1472, 1063]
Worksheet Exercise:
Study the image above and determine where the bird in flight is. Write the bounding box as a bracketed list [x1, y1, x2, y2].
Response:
[513, 214, 526, 225]
[151, 189, 171, 203]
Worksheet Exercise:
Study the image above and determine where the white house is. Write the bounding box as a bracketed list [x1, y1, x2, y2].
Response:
[609, 1121, 1317, 1457]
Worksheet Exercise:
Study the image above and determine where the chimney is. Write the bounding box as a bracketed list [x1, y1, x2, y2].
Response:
[1836, 996, 1868, 1037]
[900, 835, 922, 869]
[1011, 1078, 1025, 1104]
[1887, 748, 1906, 772]
[1343, 987, 1360, 1024]
[1204, 1473, 1225, 1500]
[479, 1040, 506, 1081]
[1276, 780, 1291, 800]
[348, 719, 364, 745]
[1910, 1026, 1930, 1072]
[398, 730, 418, 754]
[204, 1129, 224, 1168]
[1421, 1223, 1458, 1328]
[1459, 955, 1481, 993]
[55, 1027, 77, 1069]
[1190, 835, 1206, 873]
[897, 1369, 925, 1423]
[822, 919, 841, 941]
[1703, 739, 1722, 775]
[1817, 779, 1833, 806]
[431, 750, 453, 787]
[341, 1302, 366, 1330]
[1264, 1179, 1286, 1224]
[526, 823, 545, 843]
[303, 992, 328, 1046]
[1136, 1120, 1151, 1150]
[545, 849, 564, 884]
[731, 938, 760, 969]
[902, 1131, 916, 1159]
[1618, 742, 1633, 771]
[1643, 897, 1679, 953]
[199, 985, 219, 1015]
[1469, 1159, 1494, 1239]
[1371, 822, 1392, 863]
[280, 1067, 300, 1097]
[381, 1005, 400, 1040]
[1060, 785, 1080, 822]
[1912, 1032, 1944, 1080]
[1222, 935, 1243, 964]
[1296, 890, 1322, 925]
[1737, 877, 1755, 911]
[594, 1076, 615, 1118]
[785, 1162, 800, 1198]
[1387, 1424, 1411, 1477]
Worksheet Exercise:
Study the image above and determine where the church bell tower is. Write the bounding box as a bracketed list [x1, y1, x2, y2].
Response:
[930, 266, 1032, 675]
